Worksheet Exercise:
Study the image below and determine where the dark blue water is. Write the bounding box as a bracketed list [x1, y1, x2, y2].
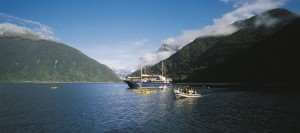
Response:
[0, 83, 299, 133]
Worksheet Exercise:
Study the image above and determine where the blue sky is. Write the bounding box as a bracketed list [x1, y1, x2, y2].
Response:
[0, 0, 299, 71]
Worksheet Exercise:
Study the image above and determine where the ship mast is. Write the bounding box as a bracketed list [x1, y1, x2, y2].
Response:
[140, 64, 143, 79]
[161, 60, 164, 77]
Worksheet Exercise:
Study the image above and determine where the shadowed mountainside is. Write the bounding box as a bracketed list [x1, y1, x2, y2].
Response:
[130, 8, 299, 84]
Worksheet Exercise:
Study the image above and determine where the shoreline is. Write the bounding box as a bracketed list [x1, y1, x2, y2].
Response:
[174, 82, 296, 90]
[0, 81, 124, 84]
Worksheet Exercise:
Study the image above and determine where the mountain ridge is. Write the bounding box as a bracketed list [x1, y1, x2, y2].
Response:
[129, 8, 299, 83]
[0, 37, 121, 82]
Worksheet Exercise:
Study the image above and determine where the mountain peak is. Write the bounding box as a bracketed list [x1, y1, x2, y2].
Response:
[234, 8, 298, 29]
[130, 8, 300, 82]
[158, 43, 180, 52]
[263, 8, 297, 18]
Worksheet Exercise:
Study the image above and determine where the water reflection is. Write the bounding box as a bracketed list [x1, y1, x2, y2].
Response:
[127, 87, 173, 96]
[128, 88, 159, 96]
[1, 83, 299, 133]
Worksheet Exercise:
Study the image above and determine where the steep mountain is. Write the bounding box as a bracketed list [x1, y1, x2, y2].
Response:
[0, 37, 120, 82]
[187, 17, 300, 83]
[130, 8, 299, 83]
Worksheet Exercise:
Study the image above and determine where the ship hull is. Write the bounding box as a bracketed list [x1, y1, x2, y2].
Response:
[123, 80, 140, 89]
[124, 80, 172, 89]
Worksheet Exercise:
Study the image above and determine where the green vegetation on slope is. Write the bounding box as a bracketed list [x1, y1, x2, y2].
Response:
[0, 37, 120, 82]
[187, 17, 300, 83]
[130, 8, 299, 83]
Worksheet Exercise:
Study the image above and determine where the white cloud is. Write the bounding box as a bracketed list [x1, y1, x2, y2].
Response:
[0, 13, 55, 40]
[140, 0, 287, 66]
[0, 23, 41, 40]
[79, 39, 154, 72]
[164, 0, 286, 47]
[140, 51, 173, 66]
[255, 12, 280, 27]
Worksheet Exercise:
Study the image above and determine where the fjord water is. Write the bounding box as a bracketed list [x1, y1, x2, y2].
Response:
[0, 83, 299, 133]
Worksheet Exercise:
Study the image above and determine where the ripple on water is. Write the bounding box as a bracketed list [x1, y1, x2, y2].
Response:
[0, 84, 300, 133]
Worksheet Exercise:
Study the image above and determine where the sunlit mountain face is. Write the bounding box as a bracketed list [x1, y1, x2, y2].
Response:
[0, 13, 120, 82]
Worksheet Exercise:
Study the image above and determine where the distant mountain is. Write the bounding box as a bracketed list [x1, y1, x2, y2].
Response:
[0, 37, 120, 82]
[113, 68, 133, 80]
[130, 8, 299, 83]
[158, 43, 181, 52]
